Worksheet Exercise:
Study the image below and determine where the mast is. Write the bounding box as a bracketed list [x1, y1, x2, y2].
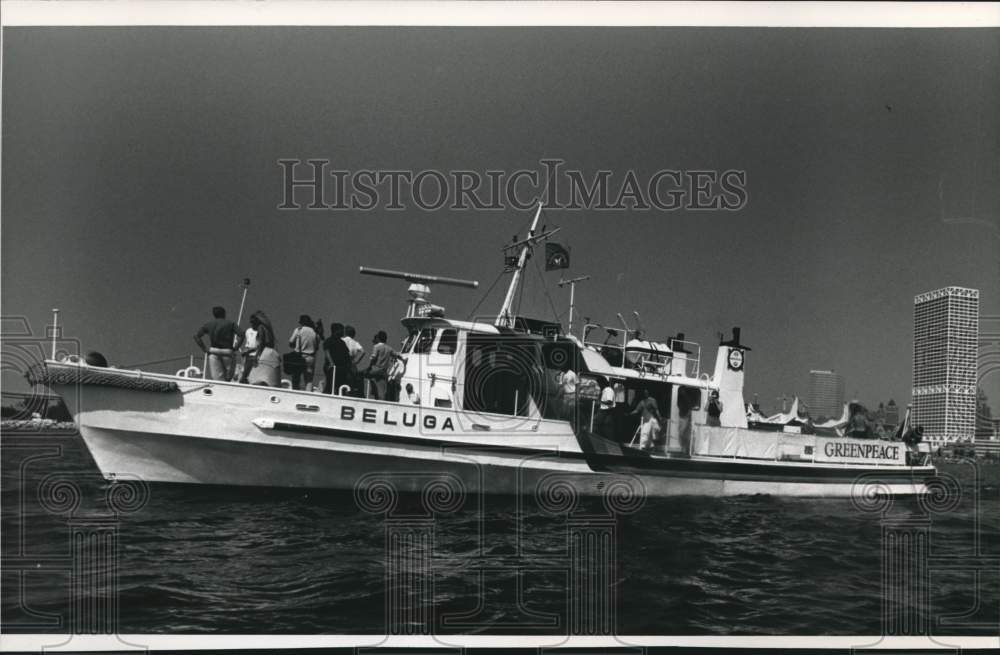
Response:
[558, 274, 591, 336]
[496, 204, 550, 328]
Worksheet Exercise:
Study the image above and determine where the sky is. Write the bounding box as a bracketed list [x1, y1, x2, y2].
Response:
[2, 27, 999, 412]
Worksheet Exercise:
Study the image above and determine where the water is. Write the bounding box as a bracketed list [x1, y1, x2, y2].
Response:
[3, 430, 998, 635]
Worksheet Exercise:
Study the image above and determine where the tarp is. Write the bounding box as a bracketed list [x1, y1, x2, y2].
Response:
[814, 403, 850, 429]
[763, 397, 802, 424]
[692, 425, 778, 459]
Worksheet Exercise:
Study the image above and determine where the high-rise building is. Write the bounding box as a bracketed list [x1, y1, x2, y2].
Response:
[807, 370, 845, 420]
[884, 399, 900, 428]
[912, 286, 979, 444]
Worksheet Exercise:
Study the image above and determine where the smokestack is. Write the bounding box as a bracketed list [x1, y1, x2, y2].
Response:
[732, 327, 741, 346]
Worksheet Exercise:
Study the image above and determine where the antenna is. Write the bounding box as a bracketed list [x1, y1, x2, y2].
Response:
[616, 312, 630, 332]
[632, 310, 645, 334]
[557, 274, 591, 336]
[360, 267, 479, 319]
[359, 267, 479, 289]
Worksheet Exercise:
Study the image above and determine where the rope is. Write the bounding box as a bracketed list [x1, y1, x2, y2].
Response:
[515, 261, 528, 318]
[122, 355, 193, 369]
[466, 270, 506, 321]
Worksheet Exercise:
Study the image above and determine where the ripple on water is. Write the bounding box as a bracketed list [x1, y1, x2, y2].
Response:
[3, 434, 998, 634]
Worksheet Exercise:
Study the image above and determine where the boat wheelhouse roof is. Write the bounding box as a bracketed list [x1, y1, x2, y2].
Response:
[574, 342, 718, 389]
[400, 315, 563, 338]
[400, 316, 501, 334]
[399, 316, 716, 390]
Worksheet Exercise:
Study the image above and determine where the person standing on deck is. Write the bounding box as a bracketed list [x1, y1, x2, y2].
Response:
[238, 314, 260, 383]
[288, 315, 319, 391]
[846, 402, 872, 439]
[365, 330, 400, 400]
[557, 361, 579, 428]
[323, 323, 352, 395]
[596, 380, 616, 440]
[342, 325, 366, 396]
[629, 389, 660, 418]
[194, 306, 244, 381]
[638, 404, 661, 451]
[247, 310, 281, 386]
[706, 390, 724, 427]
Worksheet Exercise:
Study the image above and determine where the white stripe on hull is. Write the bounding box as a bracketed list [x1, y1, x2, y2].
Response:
[78, 426, 927, 498]
[48, 371, 931, 498]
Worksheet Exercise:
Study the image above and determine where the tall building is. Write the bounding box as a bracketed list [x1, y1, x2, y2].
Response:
[807, 370, 845, 420]
[884, 399, 900, 428]
[912, 286, 979, 444]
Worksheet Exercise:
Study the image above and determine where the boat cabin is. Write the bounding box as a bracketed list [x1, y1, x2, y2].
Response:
[394, 315, 576, 422]
[388, 311, 749, 451]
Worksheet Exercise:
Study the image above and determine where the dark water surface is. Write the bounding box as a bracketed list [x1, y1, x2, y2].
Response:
[3, 430, 998, 635]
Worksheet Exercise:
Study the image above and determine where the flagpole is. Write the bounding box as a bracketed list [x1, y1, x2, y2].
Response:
[233, 277, 251, 351]
[236, 277, 251, 327]
[558, 274, 590, 336]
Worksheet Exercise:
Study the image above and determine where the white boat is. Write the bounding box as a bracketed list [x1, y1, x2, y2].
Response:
[30, 207, 934, 498]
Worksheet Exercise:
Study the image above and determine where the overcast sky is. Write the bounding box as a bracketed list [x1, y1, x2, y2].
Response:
[3, 27, 998, 411]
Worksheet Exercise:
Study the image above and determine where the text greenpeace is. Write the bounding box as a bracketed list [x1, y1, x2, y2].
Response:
[816, 438, 904, 465]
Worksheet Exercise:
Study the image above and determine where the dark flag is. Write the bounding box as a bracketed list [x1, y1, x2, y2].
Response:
[545, 242, 570, 270]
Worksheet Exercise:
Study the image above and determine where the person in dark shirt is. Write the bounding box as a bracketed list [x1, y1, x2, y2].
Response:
[323, 323, 353, 395]
[194, 306, 244, 381]
[846, 403, 872, 439]
[365, 330, 400, 400]
[706, 390, 724, 427]
[629, 389, 660, 418]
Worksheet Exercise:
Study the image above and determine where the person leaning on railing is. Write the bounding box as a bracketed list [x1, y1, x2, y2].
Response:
[364, 330, 401, 401]
[246, 310, 281, 387]
[194, 306, 244, 382]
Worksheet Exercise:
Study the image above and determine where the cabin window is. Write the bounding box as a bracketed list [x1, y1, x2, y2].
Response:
[413, 328, 436, 354]
[437, 329, 457, 355]
[401, 331, 418, 353]
[464, 334, 542, 418]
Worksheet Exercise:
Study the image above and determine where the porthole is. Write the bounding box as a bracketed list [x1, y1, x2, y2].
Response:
[269, 395, 280, 404]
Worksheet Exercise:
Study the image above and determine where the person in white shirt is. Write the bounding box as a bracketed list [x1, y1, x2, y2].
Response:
[404, 383, 421, 405]
[342, 325, 366, 366]
[638, 404, 661, 451]
[288, 315, 319, 391]
[558, 363, 578, 426]
[342, 325, 366, 396]
[238, 316, 260, 384]
[597, 382, 616, 440]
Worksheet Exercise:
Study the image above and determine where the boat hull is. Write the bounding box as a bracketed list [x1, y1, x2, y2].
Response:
[76, 424, 930, 497]
[44, 363, 933, 498]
